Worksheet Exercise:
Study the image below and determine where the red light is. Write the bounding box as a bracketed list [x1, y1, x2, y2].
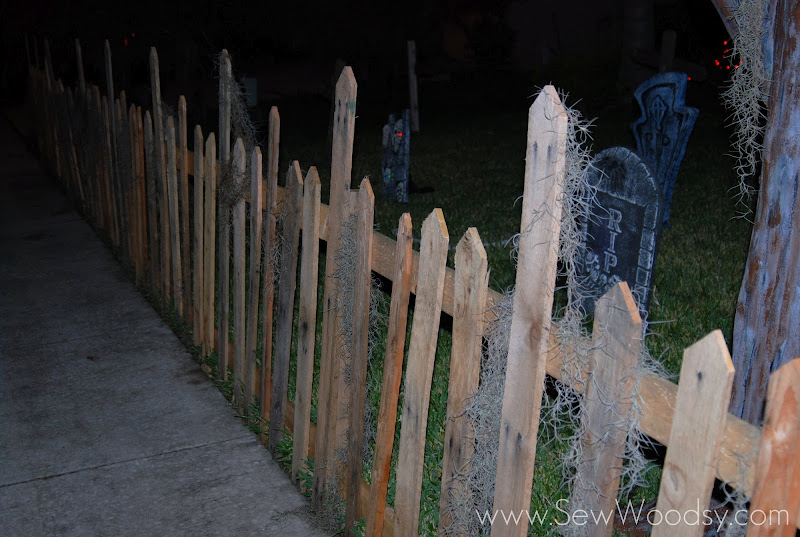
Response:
[723, 40, 728, 45]
[726, 65, 731, 70]
[131, 32, 135, 37]
[687, 76, 691, 81]
[397, 132, 403, 137]
[715, 59, 720, 66]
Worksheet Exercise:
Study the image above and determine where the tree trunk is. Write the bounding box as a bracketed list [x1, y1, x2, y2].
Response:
[727, 0, 800, 424]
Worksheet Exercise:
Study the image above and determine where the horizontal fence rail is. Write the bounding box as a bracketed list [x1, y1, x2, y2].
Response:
[25, 35, 800, 537]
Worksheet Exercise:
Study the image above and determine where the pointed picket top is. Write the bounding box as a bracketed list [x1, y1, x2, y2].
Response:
[218, 49, 232, 167]
[330, 66, 357, 209]
[490, 84, 567, 537]
[74, 39, 85, 96]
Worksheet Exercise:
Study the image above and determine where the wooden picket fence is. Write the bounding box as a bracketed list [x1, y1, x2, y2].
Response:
[25, 36, 800, 537]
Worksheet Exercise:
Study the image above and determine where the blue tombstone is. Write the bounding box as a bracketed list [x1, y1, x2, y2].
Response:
[631, 72, 698, 225]
[382, 109, 411, 203]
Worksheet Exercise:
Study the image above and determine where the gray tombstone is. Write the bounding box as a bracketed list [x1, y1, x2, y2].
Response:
[631, 72, 698, 226]
[578, 147, 664, 316]
[381, 109, 411, 203]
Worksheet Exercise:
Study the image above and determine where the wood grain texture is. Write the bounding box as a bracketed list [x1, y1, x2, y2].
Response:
[231, 139, 247, 408]
[365, 213, 413, 537]
[439, 227, 489, 535]
[178, 96, 190, 317]
[292, 167, 321, 482]
[149, 47, 169, 298]
[651, 330, 734, 537]
[203, 133, 217, 355]
[166, 117, 183, 312]
[259, 107, 280, 432]
[747, 359, 800, 536]
[270, 162, 303, 452]
[346, 178, 375, 533]
[490, 85, 567, 537]
[192, 125, 204, 347]
[313, 67, 357, 508]
[143, 111, 159, 289]
[245, 147, 263, 409]
[394, 209, 449, 537]
[573, 282, 641, 537]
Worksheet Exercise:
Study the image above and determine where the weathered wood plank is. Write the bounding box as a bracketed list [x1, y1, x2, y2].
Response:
[365, 213, 413, 537]
[166, 117, 183, 311]
[231, 139, 247, 408]
[203, 133, 217, 355]
[178, 96, 190, 318]
[292, 167, 321, 482]
[245, 146, 263, 409]
[439, 227, 489, 535]
[394, 209, 449, 537]
[345, 178, 375, 532]
[192, 125, 204, 347]
[143, 111, 159, 289]
[747, 358, 800, 536]
[135, 106, 147, 281]
[490, 85, 567, 537]
[313, 67, 357, 508]
[651, 330, 734, 537]
[216, 50, 232, 382]
[270, 161, 304, 452]
[150, 47, 169, 298]
[104, 41, 120, 248]
[573, 282, 641, 537]
[260, 106, 280, 430]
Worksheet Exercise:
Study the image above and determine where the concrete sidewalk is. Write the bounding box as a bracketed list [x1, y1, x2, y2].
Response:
[0, 118, 328, 537]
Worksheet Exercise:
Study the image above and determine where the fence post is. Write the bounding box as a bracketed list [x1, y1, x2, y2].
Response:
[292, 167, 322, 482]
[245, 146, 263, 409]
[747, 358, 800, 536]
[573, 281, 641, 537]
[313, 66, 357, 508]
[260, 106, 280, 430]
[270, 162, 304, 452]
[490, 85, 567, 537]
[143, 111, 159, 289]
[192, 125, 205, 348]
[394, 209, 449, 537]
[365, 213, 413, 537]
[439, 227, 489, 535]
[345, 178, 375, 533]
[74, 39, 85, 97]
[104, 40, 120, 248]
[651, 330, 734, 537]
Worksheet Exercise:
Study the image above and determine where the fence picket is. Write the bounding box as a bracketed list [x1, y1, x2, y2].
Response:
[178, 96, 190, 317]
[574, 282, 641, 537]
[260, 106, 280, 430]
[394, 209, 449, 537]
[217, 50, 232, 383]
[104, 41, 120, 247]
[135, 106, 146, 286]
[270, 161, 304, 452]
[128, 104, 141, 282]
[313, 67, 357, 508]
[292, 167, 321, 482]
[166, 117, 183, 311]
[747, 358, 800, 537]
[245, 146, 263, 409]
[491, 85, 567, 537]
[203, 133, 217, 355]
[192, 126, 204, 347]
[74, 39, 85, 96]
[366, 213, 413, 537]
[346, 178, 375, 532]
[652, 330, 734, 537]
[231, 139, 247, 408]
[149, 47, 169, 298]
[143, 111, 159, 288]
[439, 227, 489, 535]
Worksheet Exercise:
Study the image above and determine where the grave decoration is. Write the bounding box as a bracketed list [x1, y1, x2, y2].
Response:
[381, 109, 410, 203]
[631, 71, 698, 225]
[578, 146, 664, 316]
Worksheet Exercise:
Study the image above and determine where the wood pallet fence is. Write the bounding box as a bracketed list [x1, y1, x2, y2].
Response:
[26, 36, 800, 537]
